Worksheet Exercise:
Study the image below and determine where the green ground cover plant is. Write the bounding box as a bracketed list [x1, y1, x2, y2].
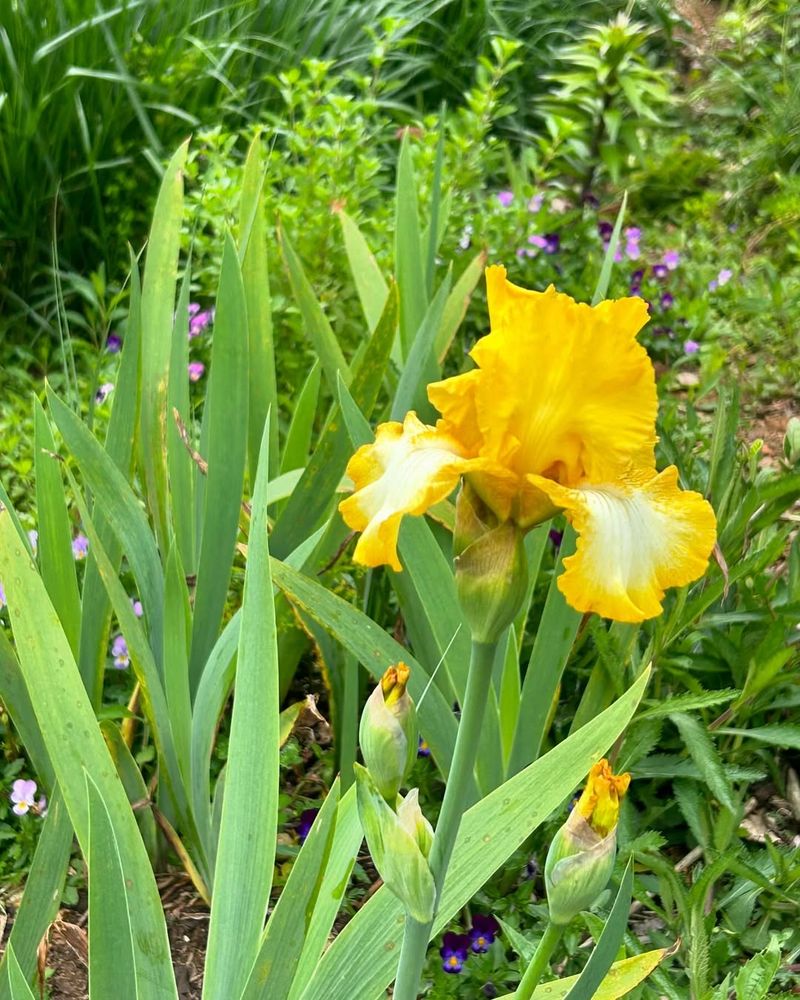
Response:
[1, 2, 799, 998]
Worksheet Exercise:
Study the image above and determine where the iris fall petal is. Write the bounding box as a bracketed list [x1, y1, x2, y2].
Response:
[529, 465, 717, 622]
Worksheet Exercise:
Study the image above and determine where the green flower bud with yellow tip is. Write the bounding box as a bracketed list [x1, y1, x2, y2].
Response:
[544, 759, 631, 926]
[359, 663, 417, 803]
[453, 483, 528, 644]
[354, 763, 435, 922]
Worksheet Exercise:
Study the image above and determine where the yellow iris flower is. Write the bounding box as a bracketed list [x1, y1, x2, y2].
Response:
[339, 265, 717, 622]
[574, 759, 631, 838]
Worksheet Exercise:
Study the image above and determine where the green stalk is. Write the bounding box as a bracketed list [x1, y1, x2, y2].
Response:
[393, 639, 498, 999]
[515, 922, 564, 999]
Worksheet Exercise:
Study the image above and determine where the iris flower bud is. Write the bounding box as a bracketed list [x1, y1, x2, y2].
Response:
[354, 764, 435, 922]
[544, 759, 630, 926]
[359, 663, 418, 803]
[453, 483, 528, 644]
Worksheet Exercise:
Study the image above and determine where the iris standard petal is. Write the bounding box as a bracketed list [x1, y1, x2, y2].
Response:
[339, 412, 481, 571]
[529, 466, 716, 622]
[473, 266, 657, 487]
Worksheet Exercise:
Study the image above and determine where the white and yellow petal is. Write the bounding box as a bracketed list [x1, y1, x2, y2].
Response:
[339, 412, 482, 572]
[529, 466, 716, 622]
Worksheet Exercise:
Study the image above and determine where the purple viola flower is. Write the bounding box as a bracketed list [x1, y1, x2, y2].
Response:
[72, 534, 89, 560]
[652, 263, 668, 280]
[597, 221, 613, 241]
[496, 190, 514, 208]
[707, 279, 718, 291]
[515, 247, 527, 259]
[106, 332, 122, 353]
[529, 233, 559, 254]
[630, 268, 644, 295]
[684, 339, 700, 355]
[528, 193, 543, 213]
[549, 528, 563, 549]
[417, 736, 431, 758]
[624, 226, 641, 260]
[469, 914, 500, 954]
[10, 779, 38, 816]
[440, 933, 470, 974]
[663, 249, 680, 271]
[95, 382, 115, 405]
[188, 302, 201, 318]
[717, 267, 733, 286]
[28, 530, 38, 555]
[111, 634, 130, 669]
[296, 808, 319, 843]
[660, 291, 674, 311]
[189, 308, 215, 338]
[188, 362, 205, 382]
[132, 598, 144, 618]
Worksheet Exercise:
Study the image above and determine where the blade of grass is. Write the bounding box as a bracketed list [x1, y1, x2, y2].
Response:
[337, 210, 388, 333]
[280, 360, 321, 475]
[279, 225, 350, 392]
[189, 232, 249, 694]
[0, 507, 177, 999]
[139, 140, 187, 553]
[507, 527, 582, 775]
[395, 132, 427, 360]
[78, 246, 142, 706]
[563, 859, 634, 1000]
[33, 396, 82, 657]
[203, 419, 279, 1000]
[241, 781, 342, 999]
[86, 773, 138, 1000]
[167, 257, 196, 574]
[48, 387, 165, 673]
[240, 134, 279, 480]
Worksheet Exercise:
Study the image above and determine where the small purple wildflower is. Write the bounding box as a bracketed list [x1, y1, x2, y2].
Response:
[660, 291, 674, 311]
[417, 736, 431, 758]
[529, 233, 560, 254]
[28, 530, 38, 554]
[496, 190, 514, 208]
[72, 534, 89, 560]
[624, 227, 641, 260]
[684, 339, 700, 355]
[630, 268, 644, 295]
[515, 247, 527, 259]
[663, 250, 680, 271]
[707, 279, 718, 291]
[10, 779, 38, 816]
[106, 332, 122, 353]
[717, 268, 733, 286]
[549, 528, 563, 549]
[469, 914, 500, 954]
[597, 221, 613, 241]
[132, 598, 144, 618]
[111, 634, 130, 669]
[188, 302, 201, 318]
[528, 193, 543, 213]
[189, 308, 214, 338]
[440, 933, 470, 974]
[95, 382, 115, 405]
[525, 857, 541, 880]
[0, 581, 5, 607]
[188, 362, 205, 382]
[652, 263, 668, 280]
[296, 808, 319, 842]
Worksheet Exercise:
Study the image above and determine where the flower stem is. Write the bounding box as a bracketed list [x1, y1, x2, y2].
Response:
[393, 639, 498, 1000]
[515, 922, 564, 1000]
